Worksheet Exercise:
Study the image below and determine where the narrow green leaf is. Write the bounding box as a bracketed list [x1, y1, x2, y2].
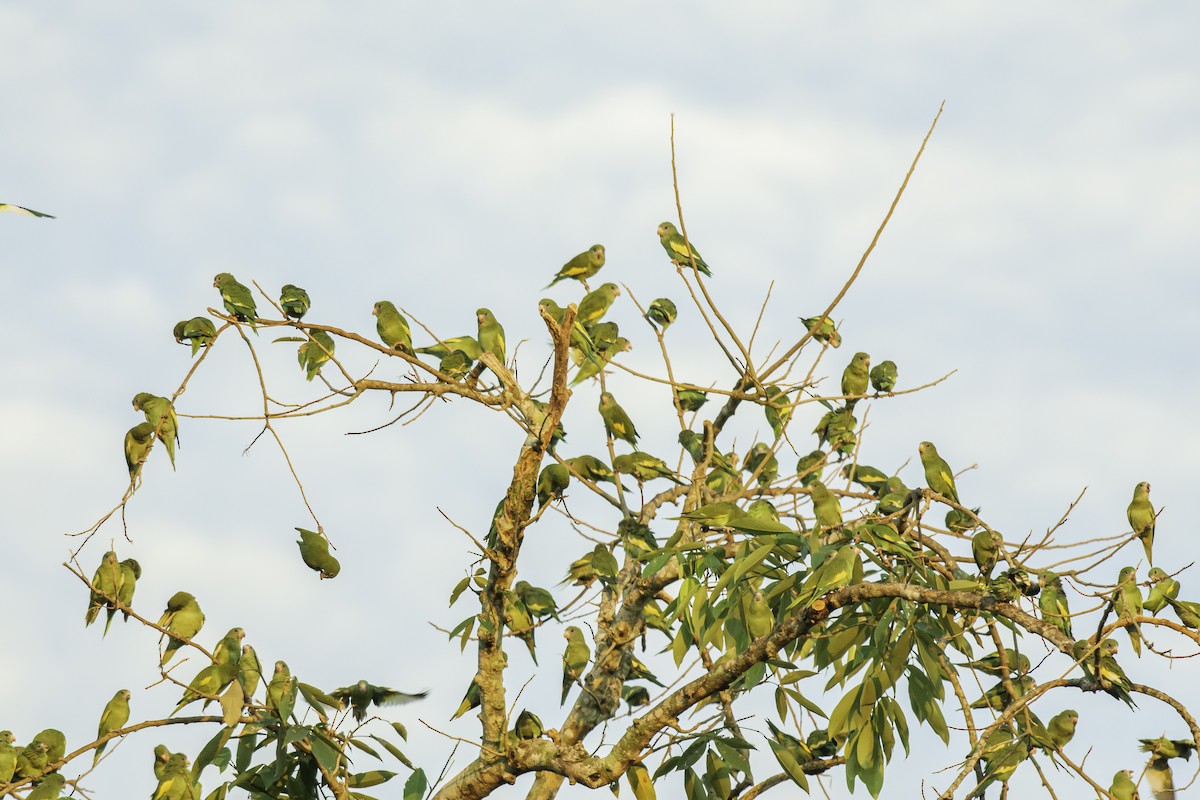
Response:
[348, 770, 397, 788]
[369, 735, 415, 769]
[351, 738, 382, 761]
[403, 768, 428, 800]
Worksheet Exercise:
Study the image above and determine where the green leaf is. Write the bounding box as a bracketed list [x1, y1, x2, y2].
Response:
[203, 784, 229, 800]
[310, 731, 342, 773]
[192, 726, 234, 779]
[391, 721, 408, 741]
[449, 575, 473, 606]
[403, 768, 428, 800]
[348, 770, 397, 788]
[278, 680, 299, 722]
[767, 739, 810, 790]
[627, 763, 656, 800]
[351, 738, 382, 760]
[369, 735, 415, 769]
[283, 725, 312, 748]
[298, 682, 342, 715]
[236, 728, 259, 773]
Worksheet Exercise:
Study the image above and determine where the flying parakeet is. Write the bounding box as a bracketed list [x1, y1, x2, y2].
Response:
[800, 315, 842, 348]
[213, 273, 257, 323]
[562, 626, 590, 705]
[158, 591, 205, 665]
[1144, 567, 1179, 614]
[647, 297, 677, 330]
[93, 689, 131, 764]
[657, 221, 712, 276]
[297, 329, 336, 381]
[332, 680, 427, 723]
[373, 300, 412, 353]
[0, 202, 54, 217]
[296, 528, 340, 579]
[598, 392, 638, 448]
[133, 392, 180, 470]
[1127, 481, 1155, 564]
[869, 360, 897, 393]
[545, 244, 605, 289]
[918, 441, 959, 504]
[279, 284, 310, 319]
[1144, 755, 1175, 800]
[1113, 566, 1143, 656]
[536, 463, 571, 508]
[476, 308, 506, 367]
[840, 352, 870, 407]
[173, 316, 217, 356]
[576, 282, 620, 327]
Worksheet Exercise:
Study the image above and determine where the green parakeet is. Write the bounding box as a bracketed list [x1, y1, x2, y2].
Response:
[944, 506, 978, 533]
[213, 272, 257, 323]
[332, 680, 427, 723]
[647, 297, 677, 330]
[808, 481, 843, 533]
[613, 452, 682, 485]
[962, 649, 1030, 676]
[173, 316, 217, 356]
[124, 422, 155, 478]
[296, 528, 340, 579]
[104, 557, 141, 635]
[576, 282, 620, 326]
[1039, 571, 1072, 638]
[31, 729, 65, 762]
[840, 352, 870, 407]
[918, 441, 959, 504]
[1139, 736, 1196, 761]
[13, 741, 48, 780]
[173, 659, 239, 715]
[133, 392, 180, 469]
[841, 463, 888, 496]
[513, 709, 544, 740]
[1044, 709, 1078, 751]
[813, 408, 857, 454]
[657, 221, 712, 276]
[373, 300, 412, 353]
[213, 627, 245, 670]
[279, 284, 310, 319]
[869, 360, 897, 393]
[158, 591, 205, 666]
[970, 675, 1035, 710]
[1127, 481, 1156, 564]
[297, 329, 335, 381]
[1109, 770, 1139, 800]
[545, 244, 605, 289]
[1090, 638, 1135, 707]
[86, 550, 122, 627]
[1114, 566, 1144, 656]
[453, 676, 482, 720]
[743, 442, 779, 488]
[152, 751, 194, 800]
[763, 385, 793, 441]
[514, 581, 559, 620]
[0, 731, 15, 784]
[152, 744, 171, 781]
[536, 463, 570, 508]
[627, 654, 664, 686]
[598, 392, 638, 448]
[800, 315, 841, 348]
[238, 644, 262, 700]
[622, 684, 650, 708]
[93, 689, 131, 764]
[795, 450, 826, 486]
[503, 590, 538, 664]
[674, 387, 708, 412]
[266, 661, 294, 717]
[1143, 567, 1179, 614]
[415, 336, 482, 361]
[24, 772, 65, 800]
[570, 337, 631, 386]
[439, 349, 474, 381]
[539, 298, 597, 362]
[0, 202, 54, 217]
[746, 498, 781, 524]
[476, 307, 506, 367]
[561, 626, 590, 705]
[972, 530, 1002, 578]
[797, 545, 858, 605]
[970, 738, 1030, 799]
[1144, 756, 1175, 800]
[745, 590, 774, 640]
[564, 454, 625, 489]
[1165, 597, 1200, 629]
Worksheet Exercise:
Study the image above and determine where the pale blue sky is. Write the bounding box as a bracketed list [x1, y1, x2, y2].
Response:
[2, 4, 1198, 799]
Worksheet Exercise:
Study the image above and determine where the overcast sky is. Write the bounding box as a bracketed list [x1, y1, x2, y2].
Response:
[3, 4, 1199, 799]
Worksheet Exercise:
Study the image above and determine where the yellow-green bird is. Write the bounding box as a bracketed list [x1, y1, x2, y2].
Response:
[972, 530, 1003, 578]
[561, 626, 590, 705]
[1165, 596, 1200, 629]
[415, 336, 482, 361]
[158, 591, 205, 665]
[173, 316, 217, 356]
[213, 272, 257, 323]
[1144, 567, 1179, 614]
[614, 452, 681, 485]
[239, 644, 263, 700]
[808, 481, 843, 533]
[840, 352, 870, 408]
[0, 731, 15, 784]
[962, 649, 1030, 676]
[763, 385, 794, 440]
[267, 660, 294, 718]
[93, 689, 131, 764]
[546, 244, 605, 289]
[796, 450, 826, 486]
[1039, 571, 1072, 638]
[86, 550, 122, 627]
[1113, 566, 1143, 657]
[332, 680, 427, 723]
[373, 300, 412, 353]
[800, 315, 841, 348]
[598, 392, 638, 448]
[279, 284, 310, 319]
[25, 773, 65, 800]
[133, 392, 180, 469]
[869, 360, 897, 393]
[476, 307, 506, 367]
[104, 557, 141, 636]
[576, 282, 620, 326]
[296, 528, 340, 579]
[657, 221, 712, 276]
[0, 202, 54, 217]
[536, 463, 571, 507]
[297, 329, 336, 381]
[918, 441, 959, 504]
[674, 387, 707, 412]
[1109, 770, 1139, 800]
[1127, 481, 1155, 564]
[647, 297, 677, 330]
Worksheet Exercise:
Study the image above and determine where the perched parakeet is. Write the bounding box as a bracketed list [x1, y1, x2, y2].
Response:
[613, 452, 682, 485]
[840, 352, 870, 407]
[972, 530, 1003, 578]
[297, 329, 335, 381]
[622, 684, 650, 708]
[657, 221, 712, 276]
[453, 676, 482, 720]
[1143, 567, 1179, 614]
[1165, 597, 1200, 629]
[0, 731, 15, 784]
[133, 392, 180, 469]
[0, 202, 54, 217]
[745, 590, 774, 640]
[545, 244, 605, 289]
[627, 654, 664, 686]
[173, 316, 217, 356]
[1113, 566, 1144, 656]
[970, 675, 1035, 710]
[1043, 709, 1078, 751]
[763, 385, 793, 441]
[267, 661, 294, 718]
[373, 300, 412, 353]
[1109, 769, 1140, 800]
[152, 751, 195, 800]
[514, 581, 559, 620]
[158, 591, 205, 665]
[172, 659, 239, 715]
[24, 772, 65, 800]
[971, 738, 1030, 798]
[962, 649, 1030, 676]
[105, 558, 142, 636]
[813, 408, 858, 455]
[841, 463, 888, 496]
[279, 284, 311, 319]
[808, 481, 843, 533]
[561, 626, 590, 705]
[152, 744, 171, 781]
[1092, 638, 1136, 707]
[332, 680, 427, 723]
[564, 544, 618, 586]
[869, 360, 897, 393]
[945, 506, 977, 533]
[598, 392, 638, 448]
[296, 528, 341, 579]
[918, 441, 959, 504]
[743, 443, 779, 488]
[1127, 481, 1156, 564]
[795, 450, 826, 486]
[503, 590, 538, 663]
[536, 463, 571, 508]
[439, 349, 474, 381]
[674, 387, 708, 413]
[238, 644, 262, 700]
[415, 336, 482, 361]
[539, 298, 597, 361]
[563, 454, 625, 489]
[513, 709, 544, 740]
[213, 273, 257, 323]
[798, 545, 859, 604]
[213, 627, 245, 670]
[86, 550, 122, 627]
[31, 729, 66, 762]
[800, 315, 842, 348]
[124, 421, 155, 478]
[1039, 571, 1073, 638]
[647, 297, 677, 330]
[93, 689, 131, 764]
[576, 282, 620, 327]
[476, 307, 506, 367]
[13, 741, 49, 780]
[570, 337, 631, 386]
